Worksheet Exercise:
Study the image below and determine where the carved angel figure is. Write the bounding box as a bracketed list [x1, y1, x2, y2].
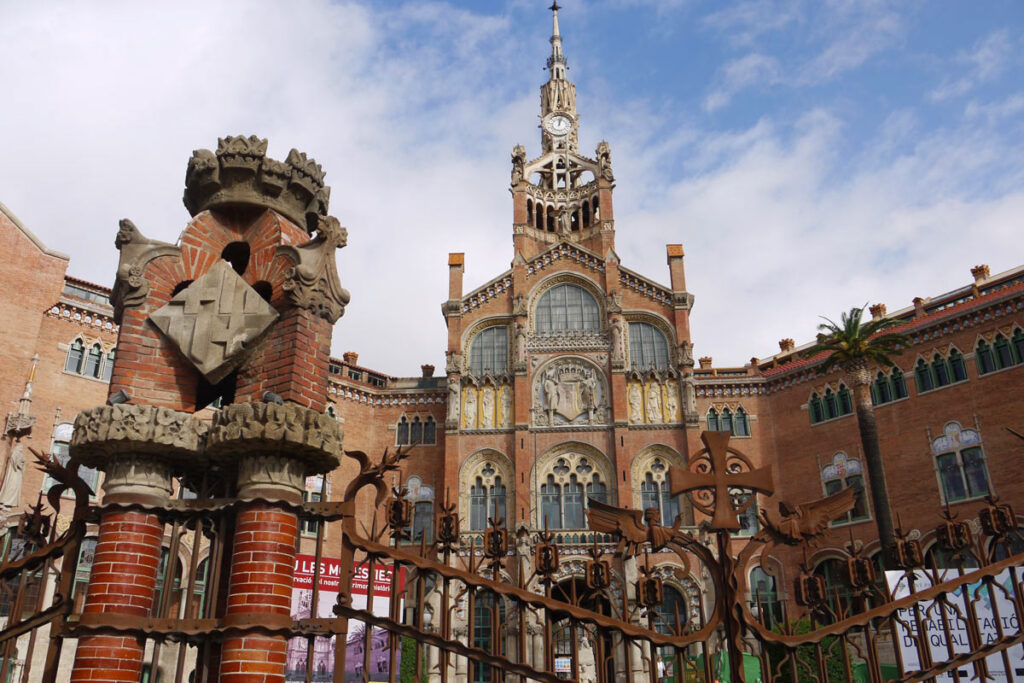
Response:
[628, 383, 643, 423]
[499, 385, 513, 428]
[463, 388, 477, 430]
[587, 498, 682, 554]
[596, 140, 614, 182]
[760, 487, 856, 546]
[446, 376, 460, 424]
[664, 381, 679, 422]
[480, 387, 495, 429]
[610, 317, 624, 361]
[646, 383, 663, 423]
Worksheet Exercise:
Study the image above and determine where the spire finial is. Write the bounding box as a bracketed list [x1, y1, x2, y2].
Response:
[547, 1, 566, 77]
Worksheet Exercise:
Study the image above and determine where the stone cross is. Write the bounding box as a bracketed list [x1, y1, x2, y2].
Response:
[669, 431, 774, 531]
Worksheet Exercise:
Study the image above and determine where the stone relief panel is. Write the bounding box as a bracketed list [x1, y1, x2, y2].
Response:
[461, 381, 514, 431]
[531, 358, 609, 427]
[627, 377, 682, 425]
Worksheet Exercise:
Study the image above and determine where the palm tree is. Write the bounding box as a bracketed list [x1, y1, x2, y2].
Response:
[802, 305, 908, 568]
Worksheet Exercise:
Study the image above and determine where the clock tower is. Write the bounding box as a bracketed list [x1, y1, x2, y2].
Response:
[510, 2, 617, 260]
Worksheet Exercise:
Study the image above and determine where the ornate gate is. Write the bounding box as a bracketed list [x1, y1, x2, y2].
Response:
[2, 431, 1024, 682]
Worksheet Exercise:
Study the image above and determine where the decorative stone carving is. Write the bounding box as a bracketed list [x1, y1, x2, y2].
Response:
[0, 444, 26, 512]
[610, 316, 625, 365]
[511, 144, 526, 185]
[646, 382, 663, 423]
[512, 293, 528, 316]
[678, 340, 694, 370]
[183, 135, 330, 234]
[149, 260, 279, 383]
[671, 291, 695, 310]
[533, 359, 608, 427]
[514, 322, 527, 365]
[480, 386, 495, 429]
[681, 377, 698, 425]
[462, 387, 477, 430]
[596, 140, 614, 182]
[236, 453, 305, 500]
[445, 351, 462, 374]
[499, 385, 513, 428]
[280, 215, 351, 323]
[606, 290, 622, 314]
[527, 331, 609, 354]
[110, 218, 181, 324]
[72, 404, 208, 468]
[446, 375, 460, 428]
[102, 454, 173, 500]
[664, 380, 679, 423]
[628, 382, 643, 424]
[207, 402, 343, 473]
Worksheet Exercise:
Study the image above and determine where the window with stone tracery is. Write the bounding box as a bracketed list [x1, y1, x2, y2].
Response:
[536, 452, 609, 530]
[633, 453, 686, 526]
[460, 452, 515, 532]
[628, 322, 669, 370]
[534, 283, 600, 334]
[468, 326, 508, 375]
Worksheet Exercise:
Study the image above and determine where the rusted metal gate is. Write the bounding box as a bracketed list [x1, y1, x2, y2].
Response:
[2, 434, 1024, 682]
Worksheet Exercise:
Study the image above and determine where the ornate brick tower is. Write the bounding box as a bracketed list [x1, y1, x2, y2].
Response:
[511, 1, 617, 262]
[69, 137, 348, 683]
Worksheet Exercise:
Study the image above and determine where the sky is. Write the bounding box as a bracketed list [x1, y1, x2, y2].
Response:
[1, 0, 1022, 376]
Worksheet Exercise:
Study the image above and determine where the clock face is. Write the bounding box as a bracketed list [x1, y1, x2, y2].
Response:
[545, 114, 573, 136]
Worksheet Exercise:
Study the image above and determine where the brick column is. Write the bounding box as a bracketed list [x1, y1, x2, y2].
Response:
[71, 455, 172, 683]
[219, 454, 304, 683]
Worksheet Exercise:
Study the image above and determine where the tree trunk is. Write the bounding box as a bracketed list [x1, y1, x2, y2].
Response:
[850, 378, 897, 569]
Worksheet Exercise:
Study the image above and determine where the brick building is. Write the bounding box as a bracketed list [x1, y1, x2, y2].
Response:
[0, 5, 1022, 682]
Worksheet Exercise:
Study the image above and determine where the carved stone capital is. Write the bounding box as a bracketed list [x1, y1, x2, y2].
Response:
[236, 453, 305, 502]
[110, 218, 181, 324]
[183, 135, 330, 234]
[207, 402, 342, 474]
[280, 215, 350, 323]
[672, 291, 695, 310]
[71, 404, 208, 469]
[102, 454, 173, 502]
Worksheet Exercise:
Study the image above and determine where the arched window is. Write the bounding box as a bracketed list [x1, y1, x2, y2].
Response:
[914, 358, 934, 392]
[396, 416, 409, 445]
[83, 343, 103, 378]
[933, 423, 989, 503]
[154, 548, 183, 617]
[581, 201, 590, 227]
[891, 366, 908, 399]
[812, 559, 853, 622]
[563, 475, 585, 529]
[635, 456, 684, 526]
[469, 475, 506, 531]
[472, 593, 506, 682]
[707, 408, 719, 430]
[101, 349, 115, 382]
[404, 476, 435, 544]
[976, 340, 996, 374]
[72, 536, 97, 612]
[1013, 330, 1024, 364]
[872, 371, 892, 405]
[948, 349, 968, 382]
[538, 453, 608, 531]
[628, 322, 669, 370]
[932, 353, 950, 387]
[535, 284, 599, 334]
[733, 407, 750, 437]
[823, 388, 838, 420]
[720, 407, 733, 433]
[469, 327, 509, 375]
[586, 474, 607, 504]
[410, 416, 423, 444]
[540, 474, 561, 529]
[994, 334, 1013, 369]
[821, 452, 868, 524]
[837, 385, 852, 415]
[749, 567, 782, 628]
[65, 339, 84, 373]
[809, 393, 824, 424]
[423, 416, 436, 445]
[526, 198, 533, 224]
[733, 493, 758, 536]
[654, 585, 687, 635]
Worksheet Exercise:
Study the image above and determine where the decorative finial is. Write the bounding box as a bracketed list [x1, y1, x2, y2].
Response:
[549, 1, 561, 11]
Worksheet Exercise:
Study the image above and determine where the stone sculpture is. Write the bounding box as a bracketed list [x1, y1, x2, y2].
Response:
[447, 376, 461, 425]
[480, 386, 495, 429]
[463, 388, 477, 430]
[610, 317, 625, 363]
[628, 383, 643, 423]
[646, 382, 663, 423]
[665, 380, 679, 422]
[500, 385, 513, 428]
[0, 443, 26, 512]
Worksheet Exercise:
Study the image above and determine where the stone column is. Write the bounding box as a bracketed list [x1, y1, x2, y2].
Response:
[218, 454, 304, 682]
[207, 402, 342, 683]
[68, 405, 203, 683]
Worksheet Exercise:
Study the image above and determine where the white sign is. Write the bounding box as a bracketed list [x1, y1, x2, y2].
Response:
[887, 569, 1024, 681]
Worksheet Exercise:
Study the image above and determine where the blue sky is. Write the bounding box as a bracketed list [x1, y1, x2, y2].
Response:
[1, 1, 1022, 375]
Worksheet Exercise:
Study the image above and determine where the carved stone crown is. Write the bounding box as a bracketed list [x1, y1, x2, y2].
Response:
[183, 135, 330, 234]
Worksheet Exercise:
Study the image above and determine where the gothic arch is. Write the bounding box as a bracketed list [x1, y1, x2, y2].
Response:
[530, 441, 613, 528]
[461, 316, 512, 376]
[622, 311, 677, 364]
[459, 449, 516, 532]
[630, 445, 693, 525]
[527, 272, 605, 334]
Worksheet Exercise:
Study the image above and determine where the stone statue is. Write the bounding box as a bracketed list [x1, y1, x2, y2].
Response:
[515, 322, 527, 364]
[511, 144, 526, 185]
[578, 634, 596, 683]
[678, 340, 694, 368]
[463, 388, 477, 430]
[610, 317, 625, 362]
[581, 373, 599, 422]
[665, 380, 679, 422]
[447, 376, 460, 424]
[513, 293, 528, 316]
[556, 207, 571, 235]
[543, 374, 560, 426]
[480, 386, 495, 429]
[646, 382, 663, 423]
[596, 140, 614, 182]
[683, 377, 698, 416]
[628, 383, 643, 423]
[500, 385, 513, 428]
[0, 443, 26, 512]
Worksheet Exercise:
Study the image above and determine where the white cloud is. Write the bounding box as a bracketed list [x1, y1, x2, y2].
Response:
[930, 30, 1015, 101]
[704, 53, 781, 112]
[703, 0, 802, 47]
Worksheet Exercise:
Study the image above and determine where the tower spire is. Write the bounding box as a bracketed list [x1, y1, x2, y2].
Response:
[547, 2, 566, 80]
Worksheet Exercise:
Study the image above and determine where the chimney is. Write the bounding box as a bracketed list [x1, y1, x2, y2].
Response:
[913, 297, 926, 318]
[869, 303, 887, 320]
[666, 244, 686, 291]
[342, 351, 359, 365]
[698, 356, 713, 369]
[778, 338, 795, 353]
[448, 253, 465, 301]
[971, 264, 990, 282]
[421, 364, 435, 378]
